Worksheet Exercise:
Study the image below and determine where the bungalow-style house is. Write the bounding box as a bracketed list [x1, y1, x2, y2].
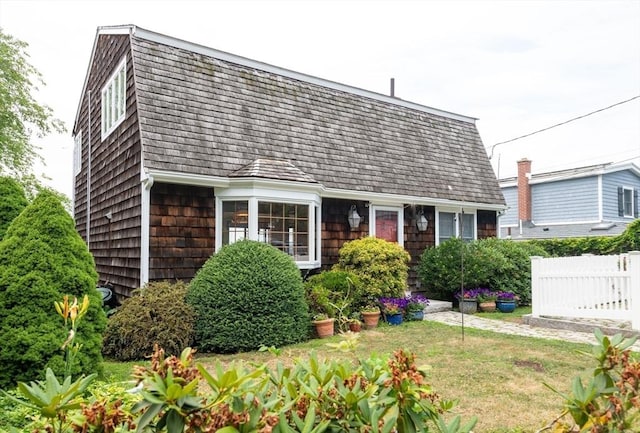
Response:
[72, 25, 505, 298]
[499, 158, 640, 239]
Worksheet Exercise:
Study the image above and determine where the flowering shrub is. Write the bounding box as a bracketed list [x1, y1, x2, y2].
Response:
[496, 291, 516, 301]
[476, 288, 498, 302]
[455, 289, 481, 300]
[379, 297, 408, 315]
[405, 294, 430, 313]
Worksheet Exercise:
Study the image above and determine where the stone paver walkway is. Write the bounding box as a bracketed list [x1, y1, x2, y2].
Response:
[423, 311, 640, 352]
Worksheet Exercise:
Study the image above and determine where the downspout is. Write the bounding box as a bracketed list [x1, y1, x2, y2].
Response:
[86, 90, 92, 247]
[140, 173, 154, 288]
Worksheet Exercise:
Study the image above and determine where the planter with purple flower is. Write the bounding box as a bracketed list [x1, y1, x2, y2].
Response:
[379, 297, 408, 325]
[455, 289, 480, 314]
[496, 291, 517, 313]
[405, 294, 430, 321]
[477, 288, 498, 312]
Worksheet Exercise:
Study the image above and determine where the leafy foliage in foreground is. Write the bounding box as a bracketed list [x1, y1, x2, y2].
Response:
[102, 280, 195, 361]
[544, 329, 639, 432]
[187, 240, 309, 353]
[0, 190, 105, 388]
[130, 343, 476, 433]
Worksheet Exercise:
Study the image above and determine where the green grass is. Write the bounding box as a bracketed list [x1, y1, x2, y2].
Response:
[103, 319, 598, 433]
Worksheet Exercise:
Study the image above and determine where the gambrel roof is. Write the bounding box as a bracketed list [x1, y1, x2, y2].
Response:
[88, 25, 505, 208]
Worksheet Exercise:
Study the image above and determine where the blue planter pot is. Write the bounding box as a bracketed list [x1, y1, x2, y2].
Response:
[386, 313, 403, 325]
[408, 310, 424, 321]
[496, 300, 516, 313]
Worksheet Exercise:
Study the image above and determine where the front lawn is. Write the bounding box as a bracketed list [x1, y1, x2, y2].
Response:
[105, 319, 597, 433]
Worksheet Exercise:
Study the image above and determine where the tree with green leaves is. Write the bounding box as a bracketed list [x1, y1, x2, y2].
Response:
[0, 190, 105, 388]
[0, 176, 28, 240]
[0, 28, 65, 182]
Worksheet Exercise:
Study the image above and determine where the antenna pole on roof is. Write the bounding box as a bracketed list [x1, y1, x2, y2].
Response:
[390, 78, 395, 98]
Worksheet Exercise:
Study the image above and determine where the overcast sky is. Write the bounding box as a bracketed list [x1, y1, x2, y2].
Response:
[1, 0, 639, 198]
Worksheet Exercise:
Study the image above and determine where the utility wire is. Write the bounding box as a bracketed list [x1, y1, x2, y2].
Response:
[488, 95, 640, 159]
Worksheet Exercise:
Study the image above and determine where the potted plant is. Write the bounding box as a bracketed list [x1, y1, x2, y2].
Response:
[477, 288, 498, 312]
[360, 304, 381, 329]
[405, 294, 429, 321]
[379, 297, 407, 325]
[312, 313, 335, 338]
[348, 313, 362, 332]
[455, 289, 479, 314]
[496, 291, 517, 313]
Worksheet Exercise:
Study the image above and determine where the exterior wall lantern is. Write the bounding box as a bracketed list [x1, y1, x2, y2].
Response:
[416, 209, 428, 231]
[347, 205, 361, 230]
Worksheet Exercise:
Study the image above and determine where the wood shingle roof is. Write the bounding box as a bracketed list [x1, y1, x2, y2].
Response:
[128, 27, 504, 206]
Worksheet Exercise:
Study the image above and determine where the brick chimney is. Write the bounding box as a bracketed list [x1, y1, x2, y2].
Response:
[517, 158, 532, 222]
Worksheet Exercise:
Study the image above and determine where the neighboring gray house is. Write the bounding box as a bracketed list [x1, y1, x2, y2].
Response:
[499, 158, 640, 239]
[72, 25, 506, 297]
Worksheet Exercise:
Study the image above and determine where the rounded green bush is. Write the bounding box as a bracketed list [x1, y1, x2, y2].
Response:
[0, 176, 28, 240]
[334, 236, 411, 303]
[102, 280, 195, 361]
[0, 190, 105, 388]
[187, 240, 309, 353]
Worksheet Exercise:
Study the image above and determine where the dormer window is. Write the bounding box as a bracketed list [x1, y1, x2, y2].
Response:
[101, 58, 126, 140]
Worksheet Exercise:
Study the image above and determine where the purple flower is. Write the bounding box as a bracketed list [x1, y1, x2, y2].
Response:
[455, 289, 481, 300]
[496, 291, 516, 300]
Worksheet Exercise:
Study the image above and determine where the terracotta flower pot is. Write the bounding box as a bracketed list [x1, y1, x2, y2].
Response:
[478, 300, 496, 312]
[313, 318, 335, 338]
[348, 321, 362, 332]
[361, 311, 381, 329]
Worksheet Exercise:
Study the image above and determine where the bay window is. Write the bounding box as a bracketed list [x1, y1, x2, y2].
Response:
[216, 187, 320, 268]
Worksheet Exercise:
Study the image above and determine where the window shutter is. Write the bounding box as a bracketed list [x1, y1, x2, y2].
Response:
[618, 187, 624, 216]
[634, 189, 639, 218]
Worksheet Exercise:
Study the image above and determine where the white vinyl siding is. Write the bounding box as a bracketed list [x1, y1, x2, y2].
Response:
[101, 58, 126, 140]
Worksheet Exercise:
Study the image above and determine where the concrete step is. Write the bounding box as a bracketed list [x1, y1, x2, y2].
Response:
[425, 299, 452, 313]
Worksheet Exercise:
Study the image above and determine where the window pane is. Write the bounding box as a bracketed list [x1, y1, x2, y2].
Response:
[461, 213, 474, 241]
[375, 210, 398, 243]
[623, 189, 633, 216]
[438, 212, 455, 244]
[258, 201, 309, 261]
[222, 201, 248, 245]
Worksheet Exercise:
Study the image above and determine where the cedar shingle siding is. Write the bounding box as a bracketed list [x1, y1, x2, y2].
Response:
[74, 26, 505, 297]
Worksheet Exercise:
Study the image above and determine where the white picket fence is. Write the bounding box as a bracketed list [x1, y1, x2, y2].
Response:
[531, 251, 640, 331]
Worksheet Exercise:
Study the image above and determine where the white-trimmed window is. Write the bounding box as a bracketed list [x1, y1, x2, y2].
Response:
[216, 188, 321, 268]
[101, 58, 126, 140]
[437, 210, 475, 245]
[618, 186, 638, 218]
[369, 205, 404, 246]
[73, 130, 82, 176]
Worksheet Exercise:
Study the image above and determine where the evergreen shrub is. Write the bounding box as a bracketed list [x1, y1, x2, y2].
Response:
[0, 190, 105, 388]
[334, 236, 410, 303]
[0, 176, 28, 240]
[418, 237, 547, 304]
[102, 280, 195, 361]
[187, 240, 309, 353]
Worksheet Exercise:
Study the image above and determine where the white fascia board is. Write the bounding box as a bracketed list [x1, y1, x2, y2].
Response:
[131, 26, 476, 124]
[531, 219, 602, 227]
[321, 187, 507, 211]
[144, 169, 230, 188]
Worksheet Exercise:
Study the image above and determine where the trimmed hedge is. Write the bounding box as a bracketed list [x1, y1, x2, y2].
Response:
[0, 176, 28, 240]
[527, 219, 640, 256]
[187, 240, 309, 353]
[334, 236, 411, 303]
[102, 280, 195, 361]
[0, 190, 105, 388]
[418, 237, 548, 304]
